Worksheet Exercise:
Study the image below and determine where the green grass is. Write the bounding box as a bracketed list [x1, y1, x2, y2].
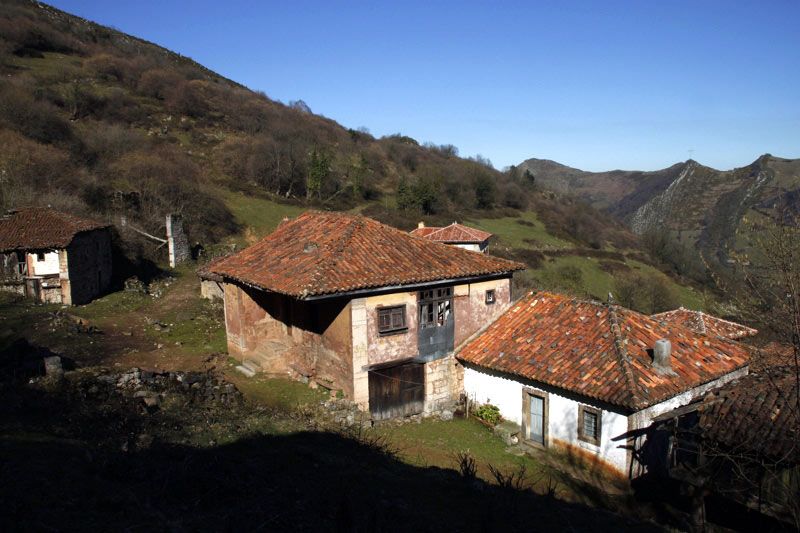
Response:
[468, 211, 572, 250]
[69, 290, 151, 320]
[230, 375, 328, 411]
[525, 255, 703, 309]
[220, 190, 305, 240]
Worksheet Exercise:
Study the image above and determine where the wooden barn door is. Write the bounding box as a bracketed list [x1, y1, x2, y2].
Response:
[368, 362, 424, 420]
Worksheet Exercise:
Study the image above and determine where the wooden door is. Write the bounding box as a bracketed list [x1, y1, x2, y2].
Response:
[368, 362, 424, 420]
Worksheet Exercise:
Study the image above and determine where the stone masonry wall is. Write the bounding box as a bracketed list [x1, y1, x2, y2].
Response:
[424, 353, 464, 416]
[65, 229, 113, 305]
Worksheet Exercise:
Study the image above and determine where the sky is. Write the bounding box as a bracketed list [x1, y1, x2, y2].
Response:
[49, 0, 800, 171]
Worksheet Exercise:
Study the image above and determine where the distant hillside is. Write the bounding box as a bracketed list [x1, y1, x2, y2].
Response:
[517, 155, 800, 266]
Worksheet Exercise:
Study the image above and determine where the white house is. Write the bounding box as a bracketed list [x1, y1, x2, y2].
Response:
[458, 291, 752, 477]
[410, 222, 492, 253]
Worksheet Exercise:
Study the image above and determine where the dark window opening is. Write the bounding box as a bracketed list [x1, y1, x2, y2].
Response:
[578, 405, 601, 446]
[378, 305, 407, 335]
[36, 252, 45, 262]
[485, 289, 496, 304]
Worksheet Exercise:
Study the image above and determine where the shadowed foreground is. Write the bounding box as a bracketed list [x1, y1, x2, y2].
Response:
[0, 371, 661, 532]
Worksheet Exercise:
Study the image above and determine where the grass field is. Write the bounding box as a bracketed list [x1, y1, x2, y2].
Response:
[468, 211, 572, 250]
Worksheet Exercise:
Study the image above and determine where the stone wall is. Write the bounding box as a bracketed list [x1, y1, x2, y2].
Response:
[166, 214, 190, 268]
[65, 229, 113, 305]
[222, 282, 353, 395]
[424, 353, 464, 415]
[200, 279, 224, 300]
[454, 277, 511, 348]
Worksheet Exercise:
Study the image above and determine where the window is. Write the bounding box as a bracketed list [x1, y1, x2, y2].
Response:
[377, 305, 407, 335]
[485, 289, 496, 305]
[36, 252, 45, 262]
[419, 287, 452, 328]
[578, 405, 601, 446]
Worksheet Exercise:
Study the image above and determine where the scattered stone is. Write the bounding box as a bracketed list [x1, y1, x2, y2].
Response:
[43, 355, 63, 378]
[439, 409, 454, 421]
[124, 277, 147, 294]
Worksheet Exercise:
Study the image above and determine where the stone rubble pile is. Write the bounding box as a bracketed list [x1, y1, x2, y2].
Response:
[100, 367, 242, 410]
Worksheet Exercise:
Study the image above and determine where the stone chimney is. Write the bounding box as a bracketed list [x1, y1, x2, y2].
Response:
[653, 339, 675, 374]
[166, 214, 190, 268]
[417, 221, 425, 229]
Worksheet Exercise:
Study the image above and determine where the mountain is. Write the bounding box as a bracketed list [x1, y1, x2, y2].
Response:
[518, 155, 800, 265]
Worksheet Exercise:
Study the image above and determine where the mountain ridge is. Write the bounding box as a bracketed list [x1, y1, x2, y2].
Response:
[517, 154, 800, 266]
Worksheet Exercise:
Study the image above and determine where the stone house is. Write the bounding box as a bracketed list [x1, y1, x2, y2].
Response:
[458, 291, 751, 477]
[645, 366, 799, 527]
[410, 222, 492, 253]
[0, 207, 112, 305]
[210, 211, 524, 419]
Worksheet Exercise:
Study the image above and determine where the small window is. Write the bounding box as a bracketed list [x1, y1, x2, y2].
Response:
[485, 289, 496, 305]
[578, 405, 601, 446]
[36, 252, 45, 262]
[378, 305, 407, 335]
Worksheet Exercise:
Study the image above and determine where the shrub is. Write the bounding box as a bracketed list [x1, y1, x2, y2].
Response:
[473, 403, 501, 426]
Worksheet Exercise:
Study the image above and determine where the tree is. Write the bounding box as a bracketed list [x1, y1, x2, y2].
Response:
[306, 147, 330, 201]
[474, 174, 496, 210]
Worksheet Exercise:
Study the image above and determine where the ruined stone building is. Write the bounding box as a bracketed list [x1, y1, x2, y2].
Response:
[0, 207, 112, 305]
[411, 222, 492, 253]
[211, 211, 524, 419]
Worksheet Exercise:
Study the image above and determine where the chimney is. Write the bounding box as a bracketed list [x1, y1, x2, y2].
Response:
[653, 339, 674, 374]
[417, 221, 425, 229]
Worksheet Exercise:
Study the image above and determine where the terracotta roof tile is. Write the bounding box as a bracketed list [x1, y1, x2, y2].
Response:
[458, 292, 751, 410]
[410, 222, 492, 244]
[652, 308, 758, 340]
[687, 368, 798, 463]
[211, 211, 523, 299]
[0, 207, 109, 252]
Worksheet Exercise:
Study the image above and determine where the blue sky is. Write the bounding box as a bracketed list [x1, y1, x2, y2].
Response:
[50, 1, 800, 171]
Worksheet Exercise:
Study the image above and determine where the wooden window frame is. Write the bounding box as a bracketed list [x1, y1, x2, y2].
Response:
[377, 305, 407, 336]
[521, 387, 549, 448]
[485, 289, 496, 305]
[577, 405, 602, 446]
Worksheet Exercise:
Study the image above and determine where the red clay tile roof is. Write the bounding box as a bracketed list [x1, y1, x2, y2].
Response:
[211, 211, 524, 299]
[0, 207, 109, 252]
[458, 291, 751, 411]
[658, 368, 799, 463]
[410, 222, 492, 244]
[652, 308, 758, 340]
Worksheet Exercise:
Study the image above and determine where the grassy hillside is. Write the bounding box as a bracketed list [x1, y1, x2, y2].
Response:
[0, 0, 707, 313]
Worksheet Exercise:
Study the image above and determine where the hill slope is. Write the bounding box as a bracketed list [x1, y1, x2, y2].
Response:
[0, 0, 705, 311]
[518, 155, 800, 266]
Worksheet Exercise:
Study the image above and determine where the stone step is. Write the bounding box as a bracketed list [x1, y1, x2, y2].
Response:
[242, 358, 261, 373]
[235, 365, 256, 378]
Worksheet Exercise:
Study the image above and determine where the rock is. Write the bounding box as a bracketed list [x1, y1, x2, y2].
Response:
[439, 410, 454, 421]
[43, 356, 63, 377]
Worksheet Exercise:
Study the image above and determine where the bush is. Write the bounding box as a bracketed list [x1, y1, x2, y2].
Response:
[473, 403, 501, 426]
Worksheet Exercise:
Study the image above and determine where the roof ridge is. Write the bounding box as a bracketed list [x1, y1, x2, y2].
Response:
[695, 309, 707, 334]
[607, 304, 648, 409]
[300, 214, 362, 297]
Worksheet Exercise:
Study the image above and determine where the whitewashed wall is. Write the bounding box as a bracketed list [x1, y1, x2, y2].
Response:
[463, 366, 629, 473]
[453, 243, 482, 252]
[463, 364, 750, 476]
[28, 251, 60, 276]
